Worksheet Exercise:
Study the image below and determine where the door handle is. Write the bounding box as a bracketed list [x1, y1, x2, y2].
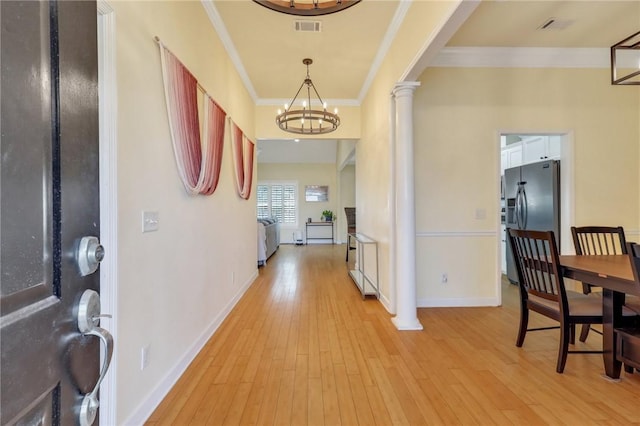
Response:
[515, 188, 522, 229]
[77, 289, 114, 426]
[520, 189, 528, 229]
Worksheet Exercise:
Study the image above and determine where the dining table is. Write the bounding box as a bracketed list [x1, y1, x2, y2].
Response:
[559, 254, 640, 380]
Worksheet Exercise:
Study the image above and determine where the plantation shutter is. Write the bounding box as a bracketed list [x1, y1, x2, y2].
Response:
[271, 185, 284, 223]
[257, 185, 269, 218]
[282, 185, 296, 224]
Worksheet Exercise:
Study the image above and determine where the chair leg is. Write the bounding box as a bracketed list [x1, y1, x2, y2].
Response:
[556, 322, 571, 373]
[570, 324, 576, 345]
[516, 307, 529, 347]
[579, 324, 590, 342]
[345, 235, 350, 262]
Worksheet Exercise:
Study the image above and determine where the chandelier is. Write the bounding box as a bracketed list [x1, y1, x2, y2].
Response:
[253, 0, 361, 17]
[276, 58, 340, 135]
[611, 30, 640, 85]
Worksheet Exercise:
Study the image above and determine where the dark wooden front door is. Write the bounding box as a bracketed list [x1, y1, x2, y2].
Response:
[1, 1, 102, 424]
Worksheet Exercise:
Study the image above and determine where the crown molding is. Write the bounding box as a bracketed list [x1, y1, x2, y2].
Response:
[402, 0, 481, 81]
[431, 47, 612, 68]
[357, 0, 412, 103]
[201, 0, 258, 101]
[256, 98, 360, 107]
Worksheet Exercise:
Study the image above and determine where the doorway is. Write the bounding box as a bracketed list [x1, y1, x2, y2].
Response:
[498, 132, 575, 290]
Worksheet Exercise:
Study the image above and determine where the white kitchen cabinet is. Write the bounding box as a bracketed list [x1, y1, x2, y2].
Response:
[501, 144, 522, 173]
[522, 136, 561, 164]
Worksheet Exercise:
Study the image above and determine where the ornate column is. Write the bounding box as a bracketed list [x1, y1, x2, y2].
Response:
[391, 82, 423, 331]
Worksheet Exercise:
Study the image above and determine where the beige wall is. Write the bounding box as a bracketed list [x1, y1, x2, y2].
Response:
[357, 0, 463, 309]
[258, 163, 338, 244]
[338, 164, 356, 243]
[111, 1, 256, 423]
[414, 66, 640, 304]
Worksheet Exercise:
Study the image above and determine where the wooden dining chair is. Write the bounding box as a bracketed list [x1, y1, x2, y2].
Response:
[624, 242, 640, 317]
[618, 242, 640, 373]
[571, 226, 628, 341]
[508, 228, 605, 373]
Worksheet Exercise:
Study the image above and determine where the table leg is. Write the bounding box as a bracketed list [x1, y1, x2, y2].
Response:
[602, 288, 624, 379]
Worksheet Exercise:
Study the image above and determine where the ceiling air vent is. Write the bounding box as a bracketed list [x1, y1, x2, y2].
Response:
[538, 18, 574, 30]
[294, 20, 322, 32]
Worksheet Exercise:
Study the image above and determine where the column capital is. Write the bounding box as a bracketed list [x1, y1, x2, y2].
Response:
[392, 81, 420, 97]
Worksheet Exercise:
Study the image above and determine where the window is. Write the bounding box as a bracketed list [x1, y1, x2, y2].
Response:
[257, 182, 297, 225]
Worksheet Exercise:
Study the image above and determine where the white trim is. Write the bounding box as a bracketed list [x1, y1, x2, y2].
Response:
[378, 291, 393, 314]
[201, 0, 258, 101]
[627, 230, 640, 237]
[402, 0, 481, 81]
[387, 92, 396, 315]
[123, 271, 258, 426]
[357, 0, 412, 102]
[416, 231, 496, 237]
[97, 2, 118, 426]
[559, 132, 575, 256]
[418, 297, 500, 308]
[432, 47, 611, 69]
[256, 98, 360, 107]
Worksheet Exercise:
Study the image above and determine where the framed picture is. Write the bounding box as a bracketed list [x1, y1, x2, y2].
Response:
[305, 185, 329, 202]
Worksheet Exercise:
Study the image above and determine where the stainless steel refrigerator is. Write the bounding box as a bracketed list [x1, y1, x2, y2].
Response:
[504, 159, 560, 283]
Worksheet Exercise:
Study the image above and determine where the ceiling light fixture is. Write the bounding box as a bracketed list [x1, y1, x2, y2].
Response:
[276, 58, 340, 135]
[253, 0, 361, 17]
[611, 30, 640, 85]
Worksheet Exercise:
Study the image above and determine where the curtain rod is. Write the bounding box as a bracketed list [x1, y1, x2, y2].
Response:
[154, 35, 206, 94]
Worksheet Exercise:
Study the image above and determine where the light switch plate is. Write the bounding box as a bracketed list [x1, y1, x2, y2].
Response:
[142, 211, 159, 232]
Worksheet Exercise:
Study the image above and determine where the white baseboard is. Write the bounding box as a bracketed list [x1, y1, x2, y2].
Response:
[418, 296, 500, 308]
[123, 270, 259, 425]
[378, 291, 393, 314]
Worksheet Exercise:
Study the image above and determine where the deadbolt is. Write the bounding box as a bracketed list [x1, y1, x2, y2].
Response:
[77, 236, 104, 277]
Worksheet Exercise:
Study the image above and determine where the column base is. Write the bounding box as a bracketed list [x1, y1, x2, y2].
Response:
[391, 316, 423, 331]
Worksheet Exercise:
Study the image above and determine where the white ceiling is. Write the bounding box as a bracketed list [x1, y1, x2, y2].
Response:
[205, 0, 640, 163]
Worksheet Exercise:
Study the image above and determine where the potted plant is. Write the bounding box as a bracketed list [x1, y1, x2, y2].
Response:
[321, 210, 334, 222]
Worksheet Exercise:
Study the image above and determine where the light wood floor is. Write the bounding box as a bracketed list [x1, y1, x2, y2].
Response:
[146, 244, 640, 425]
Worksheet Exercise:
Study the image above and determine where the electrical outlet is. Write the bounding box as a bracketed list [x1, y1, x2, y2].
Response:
[141, 345, 150, 370]
[441, 273, 448, 284]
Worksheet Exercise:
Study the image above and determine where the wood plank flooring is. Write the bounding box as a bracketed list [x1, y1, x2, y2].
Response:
[146, 244, 640, 425]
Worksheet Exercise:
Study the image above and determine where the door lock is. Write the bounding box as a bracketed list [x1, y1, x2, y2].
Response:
[77, 236, 104, 276]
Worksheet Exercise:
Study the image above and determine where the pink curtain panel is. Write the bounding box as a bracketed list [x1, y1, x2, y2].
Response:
[229, 118, 255, 200]
[159, 42, 226, 195]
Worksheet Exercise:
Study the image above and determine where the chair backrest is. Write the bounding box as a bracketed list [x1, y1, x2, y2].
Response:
[508, 228, 568, 306]
[571, 226, 627, 255]
[626, 242, 640, 284]
[344, 207, 356, 233]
